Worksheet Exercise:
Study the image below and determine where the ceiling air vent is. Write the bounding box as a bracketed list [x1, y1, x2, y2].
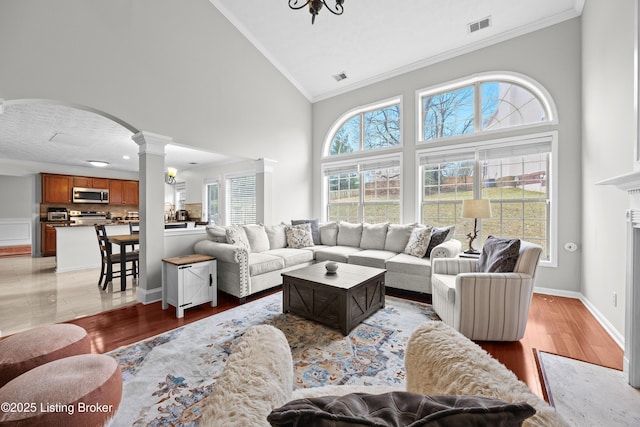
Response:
[468, 16, 491, 33]
[333, 72, 348, 82]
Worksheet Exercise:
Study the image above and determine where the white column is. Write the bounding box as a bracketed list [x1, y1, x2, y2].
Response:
[132, 131, 172, 303]
[255, 158, 277, 225]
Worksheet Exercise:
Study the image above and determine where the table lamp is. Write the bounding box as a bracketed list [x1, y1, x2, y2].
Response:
[461, 199, 492, 254]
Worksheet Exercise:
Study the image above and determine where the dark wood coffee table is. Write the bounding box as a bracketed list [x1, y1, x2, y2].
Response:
[282, 261, 386, 335]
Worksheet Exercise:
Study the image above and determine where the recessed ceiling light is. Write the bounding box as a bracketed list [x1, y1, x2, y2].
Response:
[333, 72, 348, 82]
[88, 160, 109, 167]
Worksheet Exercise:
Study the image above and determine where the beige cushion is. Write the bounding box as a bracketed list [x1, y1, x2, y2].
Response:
[319, 222, 339, 246]
[348, 250, 397, 269]
[359, 222, 389, 250]
[337, 221, 363, 247]
[0, 354, 122, 427]
[385, 253, 432, 277]
[248, 253, 285, 276]
[264, 248, 314, 267]
[0, 324, 90, 387]
[314, 246, 363, 263]
[384, 223, 418, 253]
[265, 223, 288, 249]
[206, 225, 228, 242]
[243, 224, 270, 253]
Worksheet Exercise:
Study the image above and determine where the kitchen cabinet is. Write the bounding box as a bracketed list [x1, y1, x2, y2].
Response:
[73, 176, 109, 189]
[42, 174, 73, 203]
[41, 223, 57, 256]
[162, 254, 217, 318]
[109, 180, 138, 205]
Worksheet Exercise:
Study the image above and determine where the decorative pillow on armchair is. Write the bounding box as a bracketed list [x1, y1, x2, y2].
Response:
[285, 223, 315, 249]
[268, 392, 536, 427]
[478, 236, 521, 272]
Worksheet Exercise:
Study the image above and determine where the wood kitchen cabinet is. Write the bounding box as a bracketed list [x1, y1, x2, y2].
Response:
[73, 176, 109, 189]
[109, 180, 139, 205]
[41, 223, 57, 256]
[42, 174, 73, 203]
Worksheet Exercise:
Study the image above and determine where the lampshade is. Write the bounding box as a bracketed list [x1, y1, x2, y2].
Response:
[461, 199, 492, 219]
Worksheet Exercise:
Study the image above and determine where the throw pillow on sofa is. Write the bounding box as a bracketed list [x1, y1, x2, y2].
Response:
[292, 219, 321, 245]
[478, 236, 521, 273]
[265, 223, 288, 249]
[268, 392, 536, 427]
[404, 226, 433, 258]
[285, 223, 315, 249]
[319, 221, 339, 246]
[425, 225, 455, 258]
[226, 226, 251, 251]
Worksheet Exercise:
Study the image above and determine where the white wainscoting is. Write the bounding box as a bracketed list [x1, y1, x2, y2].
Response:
[0, 218, 32, 247]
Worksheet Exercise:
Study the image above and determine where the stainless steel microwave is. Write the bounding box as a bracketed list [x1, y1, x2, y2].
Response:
[72, 187, 109, 204]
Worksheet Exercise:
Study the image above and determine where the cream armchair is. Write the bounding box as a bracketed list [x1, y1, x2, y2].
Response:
[431, 241, 542, 341]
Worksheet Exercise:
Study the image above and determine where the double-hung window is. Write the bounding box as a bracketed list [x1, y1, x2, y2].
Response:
[323, 97, 402, 223]
[204, 179, 220, 225]
[417, 73, 556, 263]
[226, 174, 256, 225]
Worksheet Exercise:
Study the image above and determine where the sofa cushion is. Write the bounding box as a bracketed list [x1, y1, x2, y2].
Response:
[268, 392, 535, 427]
[337, 221, 363, 247]
[385, 253, 432, 277]
[348, 250, 397, 269]
[286, 223, 315, 249]
[478, 236, 521, 273]
[264, 248, 314, 268]
[206, 225, 228, 243]
[319, 222, 339, 246]
[384, 223, 418, 253]
[248, 253, 285, 276]
[315, 246, 363, 263]
[425, 225, 455, 257]
[292, 219, 321, 245]
[359, 223, 388, 250]
[265, 223, 288, 249]
[404, 226, 433, 258]
[226, 226, 251, 251]
[243, 224, 270, 253]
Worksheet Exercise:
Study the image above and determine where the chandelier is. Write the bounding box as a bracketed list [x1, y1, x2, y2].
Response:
[289, 0, 345, 25]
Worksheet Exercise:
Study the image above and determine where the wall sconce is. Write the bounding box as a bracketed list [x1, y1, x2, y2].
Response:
[165, 167, 177, 185]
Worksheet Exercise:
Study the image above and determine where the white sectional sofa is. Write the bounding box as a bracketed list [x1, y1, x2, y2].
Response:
[193, 221, 462, 301]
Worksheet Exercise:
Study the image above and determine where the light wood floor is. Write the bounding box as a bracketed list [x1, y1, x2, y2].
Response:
[1, 255, 624, 400]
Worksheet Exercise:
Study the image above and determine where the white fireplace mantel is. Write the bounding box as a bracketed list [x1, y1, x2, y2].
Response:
[597, 169, 640, 192]
[597, 169, 640, 388]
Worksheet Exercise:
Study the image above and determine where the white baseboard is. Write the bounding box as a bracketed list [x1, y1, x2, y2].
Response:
[136, 286, 162, 304]
[535, 286, 624, 350]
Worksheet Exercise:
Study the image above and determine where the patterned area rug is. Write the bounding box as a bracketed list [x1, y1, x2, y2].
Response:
[107, 292, 439, 426]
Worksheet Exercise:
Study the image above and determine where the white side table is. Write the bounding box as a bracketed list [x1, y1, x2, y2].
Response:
[162, 254, 217, 318]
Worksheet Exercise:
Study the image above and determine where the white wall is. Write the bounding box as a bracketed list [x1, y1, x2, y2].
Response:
[581, 0, 635, 337]
[312, 19, 583, 294]
[0, 0, 312, 223]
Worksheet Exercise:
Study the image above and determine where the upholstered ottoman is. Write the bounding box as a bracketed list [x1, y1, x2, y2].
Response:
[0, 324, 90, 387]
[0, 354, 122, 426]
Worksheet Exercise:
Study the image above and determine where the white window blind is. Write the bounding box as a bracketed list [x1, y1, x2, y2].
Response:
[228, 175, 256, 225]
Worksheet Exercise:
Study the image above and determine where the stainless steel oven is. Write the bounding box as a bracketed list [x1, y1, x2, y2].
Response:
[72, 187, 109, 204]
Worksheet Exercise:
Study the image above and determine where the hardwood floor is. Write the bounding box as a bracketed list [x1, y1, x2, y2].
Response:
[67, 288, 623, 401]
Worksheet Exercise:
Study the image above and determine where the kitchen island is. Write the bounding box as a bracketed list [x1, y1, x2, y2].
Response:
[55, 223, 206, 273]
